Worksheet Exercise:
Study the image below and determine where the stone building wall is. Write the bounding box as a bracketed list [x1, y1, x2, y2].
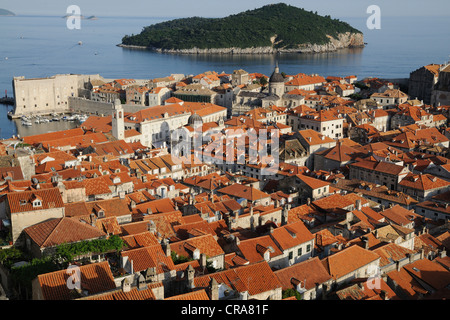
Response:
[12, 74, 104, 117]
[408, 67, 437, 104]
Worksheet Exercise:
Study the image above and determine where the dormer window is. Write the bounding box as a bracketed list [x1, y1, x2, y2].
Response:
[32, 200, 42, 208]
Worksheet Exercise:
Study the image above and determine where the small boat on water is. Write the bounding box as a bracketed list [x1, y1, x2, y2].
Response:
[22, 120, 32, 126]
[78, 115, 88, 123]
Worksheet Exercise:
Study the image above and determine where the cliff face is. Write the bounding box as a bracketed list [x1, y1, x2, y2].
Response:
[119, 32, 364, 54]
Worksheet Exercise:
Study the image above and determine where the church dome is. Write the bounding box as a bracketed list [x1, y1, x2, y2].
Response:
[188, 112, 203, 125]
[269, 64, 284, 83]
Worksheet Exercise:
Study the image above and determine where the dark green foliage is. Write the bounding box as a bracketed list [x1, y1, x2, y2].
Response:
[171, 251, 193, 264]
[348, 93, 363, 101]
[10, 256, 60, 298]
[55, 235, 124, 262]
[0, 247, 23, 267]
[354, 82, 369, 90]
[121, 3, 362, 50]
[282, 288, 303, 300]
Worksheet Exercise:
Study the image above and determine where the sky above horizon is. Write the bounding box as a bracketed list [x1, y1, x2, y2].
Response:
[2, 0, 450, 19]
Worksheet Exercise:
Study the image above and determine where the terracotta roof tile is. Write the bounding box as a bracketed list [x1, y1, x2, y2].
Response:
[275, 256, 332, 291]
[165, 289, 210, 300]
[270, 221, 314, 251]
[399, 173, 450, 191]
[120, 244, 176, 274]
[217, 183, 270, 201]
[194, 261, 281, 296]
[37, 261, 116, 300]
[121, 231, 160, 249]
[321, 245, 380, 280]
[404, 258, 450, 291]
[6, 188, 64, 213]
[171, 234, 224, 258]
[24, 217, 106, 248]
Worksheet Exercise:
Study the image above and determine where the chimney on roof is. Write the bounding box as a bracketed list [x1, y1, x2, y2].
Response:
[356, 199, 362, 211]
[121, 277, 132, 293]
[307, 197, 311, 206]
[162, 238, 171, 257]
[282, 205, 289, 226]
[147, 208, 153, 215]
[90, 213, 97, 227]
[321, 283, 328, 300]
[199, 253, 207, 270]
[420, 248, 425, 260]
[361, 236, 369, 250]
[422, 226, 428, 235]
[208, 278, 219, 300]
[147, 220, 156, 234]
[145, 267, 158, 283]
[185, 264, 195, 290]
[137, 274, 147, 291]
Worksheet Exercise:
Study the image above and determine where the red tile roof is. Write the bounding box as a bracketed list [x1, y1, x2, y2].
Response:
[349, 159, 407, 176]
[399, 173, 450, 191]
[165, 289, 210, 300]
[404, 258, 450, 291]
[295, 174, 330, 189]
[274, 256, 332, 291]
[217, 183, 270, 201]
[379, 205, 422, 226]
[6, 188, 64, 213]
[86, 285, 159, 300]
[24, 217, 106, 248]
[194, 261, 282, 296]
[237, 235, 283, 263]
[298, 129, 336, 146]
[270, 221, 314, 251]
[121, 231, 160, 249]
[321, 245, 380, 280]
[120, 244, 175, 274]
[23, 128, 85, 146]
[36, 261, 116, 300]
[373, 243, 415, 267]
[171, 234, 224, 259]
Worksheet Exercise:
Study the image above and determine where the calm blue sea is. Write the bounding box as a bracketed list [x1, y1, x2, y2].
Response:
[0, 14, 449, 139]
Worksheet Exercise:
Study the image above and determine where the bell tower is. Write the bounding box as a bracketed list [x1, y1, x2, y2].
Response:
[112, 99, 125, 140]
[268, 61, 285, 97]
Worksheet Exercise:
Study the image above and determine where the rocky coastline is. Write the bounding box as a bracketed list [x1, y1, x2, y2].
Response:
[118, 32, 364, 54]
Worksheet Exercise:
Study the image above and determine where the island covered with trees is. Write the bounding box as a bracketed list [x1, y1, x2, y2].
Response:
[120, 3, 364, 53]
